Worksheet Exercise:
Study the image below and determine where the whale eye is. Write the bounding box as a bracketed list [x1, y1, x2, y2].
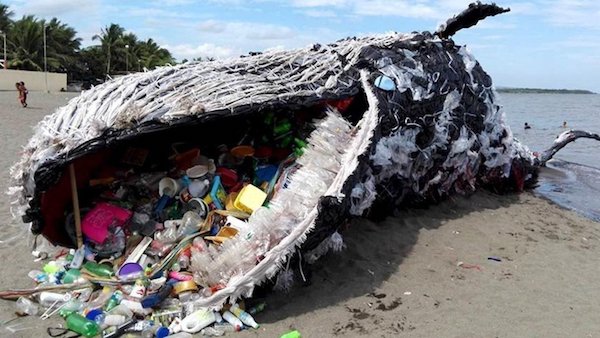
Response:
[374, 75, 396, 91]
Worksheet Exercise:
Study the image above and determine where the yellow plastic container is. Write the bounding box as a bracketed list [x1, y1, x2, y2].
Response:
[225, 192, 240, 211]
[234, 184, 267, 213]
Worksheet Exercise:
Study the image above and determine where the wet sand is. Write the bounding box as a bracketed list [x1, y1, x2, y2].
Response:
[1, 92, 600, 337]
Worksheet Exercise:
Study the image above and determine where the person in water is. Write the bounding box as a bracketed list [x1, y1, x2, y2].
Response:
[524, 122, 531, 130]
[562, 121, 567, 128]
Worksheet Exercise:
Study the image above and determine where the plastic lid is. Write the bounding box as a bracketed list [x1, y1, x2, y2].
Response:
[156, 326, 170, 338]
[186, 165, 209, 179]
[85, 308, 103, 321]
[231, 145, 255, 158]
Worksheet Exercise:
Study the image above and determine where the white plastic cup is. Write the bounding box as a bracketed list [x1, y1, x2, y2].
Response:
[158, 178, 180, 197]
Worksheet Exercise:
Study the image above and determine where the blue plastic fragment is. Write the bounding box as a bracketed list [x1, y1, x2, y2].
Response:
[374, 75, 396, 91]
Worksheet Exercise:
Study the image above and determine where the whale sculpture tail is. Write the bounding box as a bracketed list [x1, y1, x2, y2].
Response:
[436, 2, 510, 39]
[536, 130, 600, 166]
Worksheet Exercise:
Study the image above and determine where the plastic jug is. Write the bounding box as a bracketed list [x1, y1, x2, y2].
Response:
[180, 308, 216, 333]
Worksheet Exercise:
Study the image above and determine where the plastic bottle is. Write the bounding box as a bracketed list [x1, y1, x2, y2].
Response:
[141, 323, 170, 338]
[38, 291, 71, 307]
[69, 246, 85, 269]
[221, 311, 243, 331]
[248, 302, 266, 315]
[104, 314, 127, 326]
[280, 330, 302, 338]
[180, 308, 216, 333]
[230, 303, 260, 328]
[83, 261, 115, 277]
[87, 286, 113, 309]
[27, 269, 48, 283]
[163, 333, 192, 338]
[102, 319, 137, 338]
[213, 323, 236, 333]
[104, 290, 123, 311]
[155, 222, 179, 244]
[15, 297, 38, 316]
[108, 303, 134, 318]
[66, 313, 100, 337]
[200, 326, 226, 336]
[141, 282, 174, 308]
[121, 299, 153, 316]
[177, 211, 204, 238]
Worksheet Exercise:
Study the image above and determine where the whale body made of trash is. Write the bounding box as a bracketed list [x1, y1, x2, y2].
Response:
[4, 2, 600, 337]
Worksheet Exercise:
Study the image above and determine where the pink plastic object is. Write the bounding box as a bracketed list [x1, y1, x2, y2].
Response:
[169, 271, 193, 281]
[82, 203, 132, 244]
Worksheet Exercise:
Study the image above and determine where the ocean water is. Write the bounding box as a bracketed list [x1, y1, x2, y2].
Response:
[499, 93, 600, 221]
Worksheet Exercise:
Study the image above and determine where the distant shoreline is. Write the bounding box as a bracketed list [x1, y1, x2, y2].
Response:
[496, 87, 596, 94]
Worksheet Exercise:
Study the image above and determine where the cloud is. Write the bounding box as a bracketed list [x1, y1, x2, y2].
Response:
[164, 43, 237, 60]
[543, 0, 600, 29]
[291, 0, 347, 7]
[300, 9, 338, 18]
[353, 1, 439, 19]
[198, 20, 227, 33]
[9, 0, 101, 17]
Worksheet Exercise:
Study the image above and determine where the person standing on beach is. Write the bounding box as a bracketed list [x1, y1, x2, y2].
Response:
[16, 81, 28, 107]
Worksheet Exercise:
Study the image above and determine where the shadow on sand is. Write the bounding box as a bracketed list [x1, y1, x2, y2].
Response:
[250, 190, 520, 323]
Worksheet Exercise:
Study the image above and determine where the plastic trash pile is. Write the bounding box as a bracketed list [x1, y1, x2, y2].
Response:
[10, 110, 322, 337]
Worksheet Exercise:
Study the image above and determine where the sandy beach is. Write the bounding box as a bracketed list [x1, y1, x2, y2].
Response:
[1, 91, 599, 338]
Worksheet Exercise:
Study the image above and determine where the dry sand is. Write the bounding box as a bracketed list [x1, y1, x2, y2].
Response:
[1, 92, 599, 337]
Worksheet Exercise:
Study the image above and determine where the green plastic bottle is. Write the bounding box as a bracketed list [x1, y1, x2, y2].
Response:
[66, 313, 100, 337]
[83, 262, 115, 278]
[280, 330, 301, 338]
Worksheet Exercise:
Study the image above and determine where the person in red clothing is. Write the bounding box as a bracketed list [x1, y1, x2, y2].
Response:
[18, 81, 28, 107]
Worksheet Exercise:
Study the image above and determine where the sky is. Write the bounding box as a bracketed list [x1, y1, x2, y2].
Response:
[4, 0, 600, 92]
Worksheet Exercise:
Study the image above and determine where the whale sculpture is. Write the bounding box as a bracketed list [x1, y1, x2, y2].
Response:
[8, 2, 600, 308]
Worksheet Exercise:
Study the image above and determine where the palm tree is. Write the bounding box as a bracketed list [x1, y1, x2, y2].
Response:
[7, 16, 81, 72]
[0, 3, 12, 32]
[92, 23, 125, 76]
[7, 15, 45, 70]
[120, 32, 141, 73]
[138, 38, 174, 70]
[43, 18, 81, 73]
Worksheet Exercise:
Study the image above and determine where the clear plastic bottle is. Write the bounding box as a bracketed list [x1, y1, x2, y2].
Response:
[15, 297, 38, 316]
[141, 322, 170, 338]
[27, 269, 48, 283]
[155, 221, 179, 244]
[177, 211, 204, 238]
[69, 246, 85, 269]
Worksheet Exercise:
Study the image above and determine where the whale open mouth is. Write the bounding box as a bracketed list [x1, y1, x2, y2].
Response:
[22, 71, 379, 307]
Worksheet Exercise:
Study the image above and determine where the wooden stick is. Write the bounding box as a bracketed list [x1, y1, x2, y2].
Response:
[69, 163, 83, 248]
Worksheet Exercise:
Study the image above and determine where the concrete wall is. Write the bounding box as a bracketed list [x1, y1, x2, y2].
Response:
[0, 69, 67, 92]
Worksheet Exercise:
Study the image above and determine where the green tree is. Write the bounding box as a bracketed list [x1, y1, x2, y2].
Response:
[7, 15, 44, 70]
[92, 23, 125, 76]
[0, 3, 12, 32]
[6, 15, 81, 73]
[44, 18, 81, 74]
[138, 38, 174, 69]
[0, 3, 13, 68]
